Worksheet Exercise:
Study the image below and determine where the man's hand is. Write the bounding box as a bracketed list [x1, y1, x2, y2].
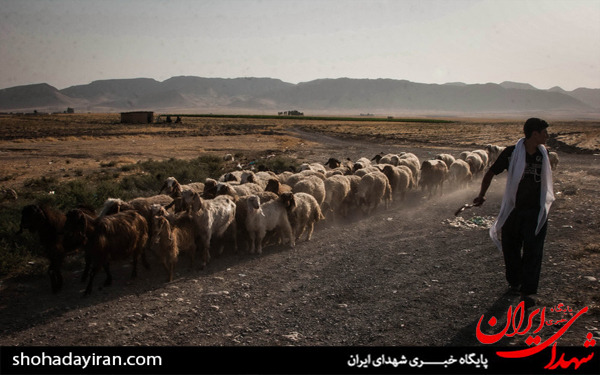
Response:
[473, 196, 486, 206]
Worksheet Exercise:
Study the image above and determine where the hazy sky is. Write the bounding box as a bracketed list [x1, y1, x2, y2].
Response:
[1, 0, 599, 91]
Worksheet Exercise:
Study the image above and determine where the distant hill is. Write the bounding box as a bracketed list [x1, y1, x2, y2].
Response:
[568, 88, 600, 110]
[0, 83, 84, 111]
[1, 76, 598, 117]
[499, 81, 539, 90]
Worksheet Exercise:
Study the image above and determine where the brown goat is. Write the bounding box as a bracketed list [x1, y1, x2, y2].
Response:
[72, 210, 149, 295]
[150, 213, 197, 281]
[63, 208, 98, 283]
[18, 204, 67, 293]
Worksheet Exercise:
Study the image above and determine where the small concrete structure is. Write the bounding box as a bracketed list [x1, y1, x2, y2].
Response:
[120, 111, 154, 124]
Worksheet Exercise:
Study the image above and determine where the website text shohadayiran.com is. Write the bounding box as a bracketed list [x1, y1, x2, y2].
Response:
[11, 350, 162, 370]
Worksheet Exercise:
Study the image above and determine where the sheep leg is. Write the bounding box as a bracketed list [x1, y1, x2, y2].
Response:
[84, 262, 107, 295]
[81, 252, 92, 282]
[103, 263, 112, 287]
[295, 223, 305, 241]
[195, 234, 211, 268]
[255, 228, 268, 255]
[229, 221, 238, 253]
[48, 268, 63, 294]
[48, 258, 64, 293]
[248, 231, 256, 254]
[162, 257, 174, 282]
[84, 270, 96, 296]
[131, 255, 138, 278]
[282, 220, 295, 248]
[305, 222, 314, 241]
[141, 251, 151, 269]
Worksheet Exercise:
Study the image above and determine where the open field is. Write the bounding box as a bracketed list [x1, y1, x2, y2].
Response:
[0, 114, 599, 355]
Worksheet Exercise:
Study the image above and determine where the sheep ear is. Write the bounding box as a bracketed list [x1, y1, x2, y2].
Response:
[192, 193, 202, 211]
[289, 195, 296, 208]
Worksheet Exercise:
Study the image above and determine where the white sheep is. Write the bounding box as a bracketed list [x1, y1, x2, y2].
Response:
[218, 171, 242, 183]
[353, 165, 382, 177]
[435, 153, 456, 169]
[485, 144, 505, 166]
[291, 175, 326, 206]
[245, 195, 295, 254]
[549, 151, 559, 170]
[352, 157, 372, 172]
[397, 153, 420, 188]
[324, 158, 353, 176]
[381, 164, 412, 201]
[280, 192, 325, 241]
[298, 162, 327, 175]
[276, 171, 294, 185]
[285, 170, 327, 187]
[373, 153, 401, 166]
[472, 149, 489, 168]
[448, 159, 472, 189]
[420, 159, 449, 197]
[234, 191, 279, 253]
[216, 182, 264, 199]
[465, 152, 484, 178]
[190, 193, 237, 267]
[355, 171, 392, 215]
[159, 176, 205, 198]
[322, 174, 352, 221]
[343, 174, 363, 213]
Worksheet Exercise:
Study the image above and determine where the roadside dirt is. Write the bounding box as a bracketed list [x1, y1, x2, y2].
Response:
[0, 121, 599, 350]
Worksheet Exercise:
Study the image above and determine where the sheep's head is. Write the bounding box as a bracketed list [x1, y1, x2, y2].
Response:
[99, 198, 130, 217]
[247, 195, 261, 210]
[265, 179, 280, 194]
[216, 183, 234, 197]
[203, 178, 218, 199]
[222, 172, 238, 183]
[325, 158, 341, 168]
[151, 216, 171, 250]
[18, 204, 45, 234]
[150, 204, 169, 217]
[240, 171, 255, 184]
[159, 177, 180, 195]
[279, 192, 296, 210]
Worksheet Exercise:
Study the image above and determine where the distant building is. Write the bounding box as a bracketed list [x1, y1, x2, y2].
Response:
[120, 111, 154, 124]
[278, 110, 304, 116]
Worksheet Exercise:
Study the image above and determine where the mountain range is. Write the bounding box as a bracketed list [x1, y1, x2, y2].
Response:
[1, 76, 599, 118]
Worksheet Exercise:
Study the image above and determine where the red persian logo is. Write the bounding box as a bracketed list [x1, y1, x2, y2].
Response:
[476, 301, 596, 370]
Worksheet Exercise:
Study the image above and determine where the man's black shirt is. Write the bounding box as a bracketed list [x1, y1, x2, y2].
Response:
[489, 145, 545, 210]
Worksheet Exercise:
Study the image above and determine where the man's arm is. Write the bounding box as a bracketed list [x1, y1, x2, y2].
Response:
[473, 168, 495, 206]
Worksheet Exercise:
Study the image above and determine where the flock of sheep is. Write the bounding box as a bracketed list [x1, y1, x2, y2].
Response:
[18, 144, 559, 296]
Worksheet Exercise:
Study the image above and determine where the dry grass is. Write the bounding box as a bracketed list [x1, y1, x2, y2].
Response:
[2, 113, 598, 151]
